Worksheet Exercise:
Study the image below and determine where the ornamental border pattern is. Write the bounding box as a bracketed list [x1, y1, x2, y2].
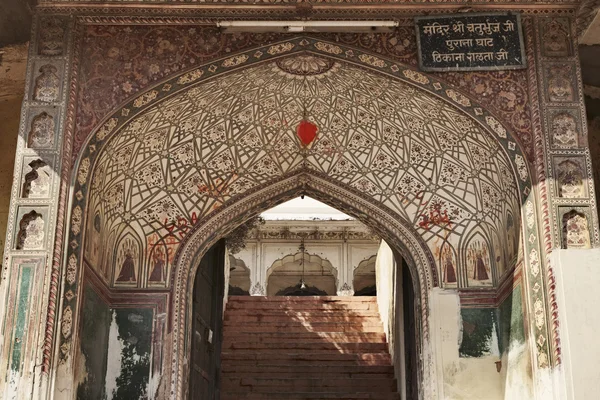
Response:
[523, 17, 555, 370]
[0, 14, 75, 396]
[35, 4, 576, 20]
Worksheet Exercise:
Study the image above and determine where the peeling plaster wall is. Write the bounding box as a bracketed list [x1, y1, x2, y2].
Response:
[429, 283, 531, 399]
[77, 285, 154, 400]
[552, 248, 600, 399]
[77, 285, 111, 399]
[497, 285, 533, 398]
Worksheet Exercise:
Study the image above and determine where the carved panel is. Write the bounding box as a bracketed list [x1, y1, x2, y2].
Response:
[32, 63, 61, 103]
[539, 18, 572, 58]
[15, 209, 47, 250]
[27, 110, 56, 149]
[21, 157, 53, 199]
[547, 108, 582, 149]
[543, 63, 578, 103]
[38, 17, 68, 56]
[553, 156, 587, 199]
[560, 207, 592, 249]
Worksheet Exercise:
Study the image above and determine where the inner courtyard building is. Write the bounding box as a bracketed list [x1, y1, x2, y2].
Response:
[1, 0, 600, 399]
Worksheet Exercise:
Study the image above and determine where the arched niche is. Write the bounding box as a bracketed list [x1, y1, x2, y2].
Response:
[266, 251, 337, 296]
[228, 255, 251, 295]
[353, 254, 378, 295]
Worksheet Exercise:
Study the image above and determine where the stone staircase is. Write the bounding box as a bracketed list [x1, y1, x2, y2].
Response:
[220, 296, 401, 400]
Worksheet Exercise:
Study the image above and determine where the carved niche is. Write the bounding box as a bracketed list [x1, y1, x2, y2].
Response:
[540, 18, 572, 57]
[545, 63, 577, 103]
[28, 112, 55, 148]
[33, 65, 60, 103]
[561, 209, 591, 249]
[38, 17, 67, 56]
[16, 211, 45, 250]
[114, 235, 141, 286]
[22, 159, 51, 198]
[550, 110, 580, 148]
[465, 235, 493, 287]
[556, 158, 586, 198]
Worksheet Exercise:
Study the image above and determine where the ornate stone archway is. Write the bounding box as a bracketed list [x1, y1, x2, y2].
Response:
[55, 37, 544, 399]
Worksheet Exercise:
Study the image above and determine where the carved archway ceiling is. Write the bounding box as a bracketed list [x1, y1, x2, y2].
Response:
[85, 55, 520, 291]
[74, 27, 532, 160]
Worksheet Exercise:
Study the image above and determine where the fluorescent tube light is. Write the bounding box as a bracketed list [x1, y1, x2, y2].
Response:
[217, 20, 399, 33]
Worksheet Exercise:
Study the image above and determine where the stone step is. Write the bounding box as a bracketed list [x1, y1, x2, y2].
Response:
[221, 371, 395, 380]
[228, 296, 377, 303]
[222, 332, 387, 344]
[221, 352, 391, 365]
[223, 324, 384, 333]
[222, 342, 388, 352]
[221, 392, 401, 400]
[222, 377, 397, 392]
[224, 314, 381, 323]
[221, 296, 399, 398]
[224, 309, 382, 316]
[221, 364, 394, 376]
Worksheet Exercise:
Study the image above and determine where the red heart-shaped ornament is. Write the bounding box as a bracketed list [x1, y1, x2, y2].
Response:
[296, 120, 318, 147]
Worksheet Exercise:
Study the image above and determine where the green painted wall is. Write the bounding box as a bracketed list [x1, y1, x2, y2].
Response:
[498, 284, 525, 355]
[459, 285, 526, 358]
[109, 308, 153, 400]
[77, 285, 111, 400]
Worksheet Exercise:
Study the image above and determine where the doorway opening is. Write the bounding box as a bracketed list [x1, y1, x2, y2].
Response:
[189, 196, 419, 399]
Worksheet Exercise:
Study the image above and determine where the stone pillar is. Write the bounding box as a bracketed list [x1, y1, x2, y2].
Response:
[0, 15, 73, 399]
[551, 248, 600, 400]
[522, 16, 600, 396]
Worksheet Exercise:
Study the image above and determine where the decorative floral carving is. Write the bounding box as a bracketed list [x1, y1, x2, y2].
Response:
[556, 159, 586, 198]
[38, 17, 67, 56]
[402, 69, 429, 84]
[526, 201, 535, 229]
[61, 306, 73, 339]
[71, 206, 83, 235]
[562, 209, 591, 249]
[267, 42, 295, 55]
[529, 248, 540, 277]
[445, 89, 471, 107]
[77, 158, 90, 186]
[67, 254, 77, 285]
[222, 55, 249, 68]
[540, 18, 571, 57]
[514, 154, 528, 181]
[177, 68, 204, 85]
[534, 298, 545, 330]
[16, 211, 45, 250]
[249, 282, 265, 296]
[33, 65, 60, 103]
[337, 282, 354, 296]
[485, 116, 507, 138]
[96, 118, 119, 141]
[276, 55, 336, 76]
[133, 90, 158, 108]
[314, 42, 342, 55]
[550, 111, 579, 148]
[545, 64, 576, 103]
[28, 112, 55, 148]
[358, 54, 387, 68]
[22, 159, 51, 199]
